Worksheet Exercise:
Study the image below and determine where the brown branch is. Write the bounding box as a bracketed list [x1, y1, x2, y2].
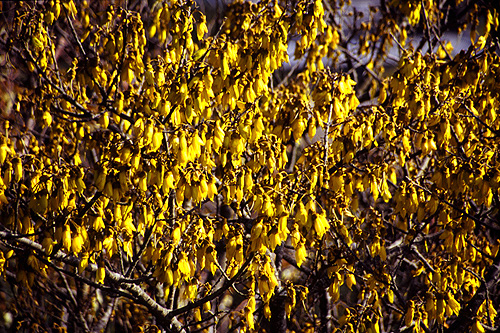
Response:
[323, 103, 333, 171]
[462, 102, 500, 137]
[0, 229, 256, 332]
[405, 177, 500, 232]
[282, 253, 311, 274]
[337, 46, 382, 84]
[77, 191, 102, 219]
[445, 251, 500, 333]
[411, 246, 435, 273]
[64, 6, 86, 57]
[389, 32, 406, 53]
[462, 267, 493, 328]
[0, 230, 177, 332]
[92, 298, 116, 333]
[421, 0, 434, 55]
[465, 238, 496, 261]
[166, 253, 255, 319]
[46, 26, 64, 90]
[124, 221, 154, 278]
[213, 257, 247, 298]
[57, 270, 90, 331]
[276, 60, 301, 89]
[23, 46, 97, 121]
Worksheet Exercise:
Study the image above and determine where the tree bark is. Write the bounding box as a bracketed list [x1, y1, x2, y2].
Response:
[319, 289, 329, 333]
[269, 295, 287, 333]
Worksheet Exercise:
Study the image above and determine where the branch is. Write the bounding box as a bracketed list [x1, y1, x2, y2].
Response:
[405, 176, 500, 232]
[77, 191, 102, 219]
[166, 253, 255, 319]
[282, 253, 311, 274]
[411, 246, 435, 273]
[465, 238, 496, 261]
[213, 257, 247, 298]
[445, 250, 500, 333]
[276, 60, 301, 88]
[46, 26, 64, 90]
[337, 46, 382, 84]
[0, 229, 256, 332]
[92, 298, 116, 333]
[462, 102, 500, 137]
[323, 103, 333, 171]
[64, 6, 86, 57]
[0, 230, 178, 332]
[58, 270, 90, 331]
[23, 46, 97, 121]
[389, 32, 406, 53]
[124, 221, 154, 278]
[421, 0, 434, 54]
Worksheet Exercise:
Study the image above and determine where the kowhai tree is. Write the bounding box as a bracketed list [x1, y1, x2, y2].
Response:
[0, 0, 500, 332]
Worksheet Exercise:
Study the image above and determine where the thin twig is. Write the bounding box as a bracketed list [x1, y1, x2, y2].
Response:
[23, 45, 96, 120]
[64, 6, 86, 56]
[421, 0, 434, 54]
[58, 271, 90, 331]
[337, 46, 382, 84]
[0, 230, 179, 331]
[213, 259, 247, 297]
[416, 156, 430, 179]
[276, 60, 301, 88]
[323, 103, 333, 170]
[125, 222, 155, 278]
[46, 26, 63, 89]
[166, 253, 255, 319]
[282, 253, 311, 274]
[465, 238, 495, 260]
[462, 102, 500, 136]
[389, 33, 406, 53]
[462, 267, 493, 327]
[411, 246, 435, 273]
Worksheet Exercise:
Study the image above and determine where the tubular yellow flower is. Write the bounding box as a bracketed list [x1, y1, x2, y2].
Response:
[178, 253, 191, 277]
[296, 240, 307, 267]
[62, 224, 71, 252]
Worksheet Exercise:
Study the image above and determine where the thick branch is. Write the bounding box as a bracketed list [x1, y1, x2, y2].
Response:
[0, 230, 175, 331]
[0, 229, 255, 332]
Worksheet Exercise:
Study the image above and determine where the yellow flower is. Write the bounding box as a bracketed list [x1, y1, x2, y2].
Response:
[178, 253, 191, 278]
[62, 224, 72, 252]
[295, 240, 307, 267]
